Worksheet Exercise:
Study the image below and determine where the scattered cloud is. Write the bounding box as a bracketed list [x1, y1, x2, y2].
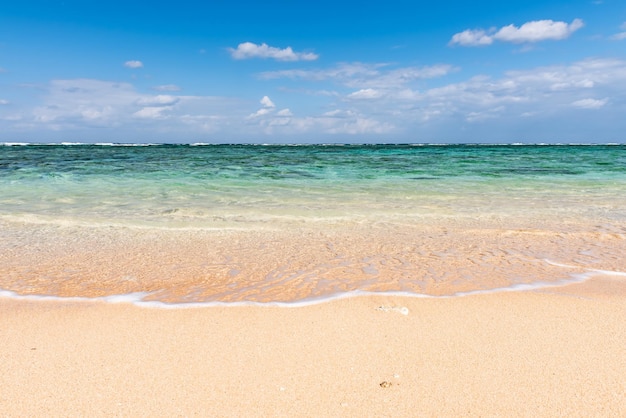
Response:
[4, 57, 626, 141]
[571, 98, 608, 109]
[13, 78, 243, 135]
[247, 108, 395, 136]
[465, 106, 505, 122]
[450, 19, 584, 46]
[152, 84, 181, 92]
[133, 106, 172, 119]
[124, 60, 144, 69]
[229, 42, 318, 61]
[136, 95, 180, 107]
[260, 62, 455, 89]
[609, 22, 626, 40]
[0, 99, 9, 105]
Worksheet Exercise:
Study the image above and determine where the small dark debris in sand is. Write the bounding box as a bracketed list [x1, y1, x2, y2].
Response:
[379, 381, 392, 388]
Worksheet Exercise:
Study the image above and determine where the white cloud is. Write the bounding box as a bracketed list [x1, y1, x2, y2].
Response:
[248, 96, 276, 118]
[136, 95, 180, 106]
[16, 78, 244, 137]
[450, 19, 584, 46]
[152, 84, 181, 92]
[260, 62, 454, 89]
[276, 108, 292, 116]
[260, 62, 383, 81]
[466, 106, 505, 122]
[494, 19, 584, 43]
[249, 109, 394, 136]
[248, 108, 273, 118]
[229, 42, 318, 61]
[260, 95, 275, 108]
[133, 106, 172, 119]
[550, 79, 594, 90]
[347, 88, 384, 100]
[124, 60, 144, 69]
[324, 116, 394, 135]
[0, 99, 9, 105]
[5, 57, 626, 142]
[323, 110, 343, 117]
[571, 98, 608, 109]
[253, 57, 626, 138]
[449, 29, 494, 46]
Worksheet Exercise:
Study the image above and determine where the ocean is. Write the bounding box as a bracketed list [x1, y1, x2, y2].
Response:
[1, 143, 625, 305]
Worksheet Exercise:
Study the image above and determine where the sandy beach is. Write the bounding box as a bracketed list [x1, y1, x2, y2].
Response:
[2, 276, 625, 417]
[2, 144, 625, 416]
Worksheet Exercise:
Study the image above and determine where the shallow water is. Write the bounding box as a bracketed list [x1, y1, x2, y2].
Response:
[1, 144, 625, 303]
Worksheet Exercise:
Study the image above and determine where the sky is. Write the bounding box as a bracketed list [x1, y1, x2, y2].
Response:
[0, 0, 625, 143]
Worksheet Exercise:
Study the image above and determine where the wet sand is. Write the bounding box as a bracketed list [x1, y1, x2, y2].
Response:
[2, 219, 625, 302]
[2, 277, 625, 417]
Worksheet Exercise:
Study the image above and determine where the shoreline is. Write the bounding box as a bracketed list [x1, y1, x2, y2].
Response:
[0, 268, 618, 308]
[2, 276, 625, 416]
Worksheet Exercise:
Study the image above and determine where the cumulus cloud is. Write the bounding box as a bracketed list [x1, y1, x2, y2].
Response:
[495, 19, 584, 43]
[229, 42, 318, 61]
[571, 98, 608, 109]
[248, 96, 277, 118]
[449, 29, 494, 46]
[124, 60, 144, 68]
[152, 84, 181, 92]
[450, 19, 584, 46]
[260, 95, 275, 108]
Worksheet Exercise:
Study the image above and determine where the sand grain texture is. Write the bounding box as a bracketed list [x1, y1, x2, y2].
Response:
[1, 278, 625, 417]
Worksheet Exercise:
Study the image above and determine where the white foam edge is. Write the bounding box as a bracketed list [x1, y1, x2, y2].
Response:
[1, 267, 624, 309]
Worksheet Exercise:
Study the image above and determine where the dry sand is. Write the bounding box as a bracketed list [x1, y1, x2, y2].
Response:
[1, 276, 625, 417]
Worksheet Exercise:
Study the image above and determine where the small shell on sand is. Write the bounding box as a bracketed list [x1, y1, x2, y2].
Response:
[376, 305, 409, 315]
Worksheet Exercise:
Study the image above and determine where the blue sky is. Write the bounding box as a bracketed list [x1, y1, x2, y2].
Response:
[1, 0, 625, 143]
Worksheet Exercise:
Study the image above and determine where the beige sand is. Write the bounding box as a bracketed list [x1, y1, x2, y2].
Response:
[1, 277, 625, 417]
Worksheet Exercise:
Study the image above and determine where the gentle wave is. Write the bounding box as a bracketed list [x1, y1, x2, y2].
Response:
[2, 268, 623, 309]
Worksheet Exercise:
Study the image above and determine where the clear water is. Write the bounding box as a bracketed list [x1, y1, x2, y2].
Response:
[1, 143, 625, 303]
[1, 143, 625, 226]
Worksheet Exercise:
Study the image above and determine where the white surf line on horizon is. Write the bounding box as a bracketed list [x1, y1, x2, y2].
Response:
[1, 265, 624, 309]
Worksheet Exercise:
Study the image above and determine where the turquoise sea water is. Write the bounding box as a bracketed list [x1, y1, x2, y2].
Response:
[1, 143, 625, 227]
[1, 143, 625, 304]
